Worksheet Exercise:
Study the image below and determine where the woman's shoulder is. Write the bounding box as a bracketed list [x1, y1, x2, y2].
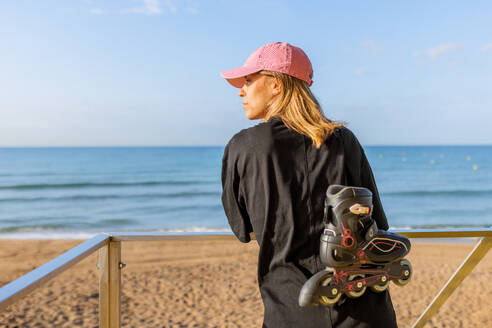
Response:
[229, 121, 358, 150]
[331, 126, 367, 168]
[227, 119, 280, 151]
[332, 125, 362, 148]
[333, 125, 354, 139]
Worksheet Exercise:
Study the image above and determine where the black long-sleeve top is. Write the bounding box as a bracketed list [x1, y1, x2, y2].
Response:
[221, 117, 397, 328]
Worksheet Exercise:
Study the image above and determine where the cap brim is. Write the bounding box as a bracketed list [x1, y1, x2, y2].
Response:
[220, 66, 261, 88]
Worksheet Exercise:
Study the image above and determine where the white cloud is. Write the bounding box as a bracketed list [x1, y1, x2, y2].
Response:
[184, 0, 199, 14]
[480, 43, 492, 52]
[163, 0, 177, 14]
[426, 43, 463, 59]
[119, 0, 198, 16]
[362, 40, 384, 55]
[90, 8, 104, 15]
[122, 0, 163, 15]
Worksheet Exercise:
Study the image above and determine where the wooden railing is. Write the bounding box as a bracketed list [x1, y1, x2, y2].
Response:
[1, 229, 491, 328]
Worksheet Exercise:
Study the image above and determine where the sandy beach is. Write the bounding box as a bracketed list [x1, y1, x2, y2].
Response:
[0, 239, 490, 327]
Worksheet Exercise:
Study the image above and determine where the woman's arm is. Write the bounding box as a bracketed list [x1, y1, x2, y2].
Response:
[221, 139, 254, 242]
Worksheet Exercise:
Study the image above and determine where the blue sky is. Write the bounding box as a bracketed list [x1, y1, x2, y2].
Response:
[1, 0, 491, 146]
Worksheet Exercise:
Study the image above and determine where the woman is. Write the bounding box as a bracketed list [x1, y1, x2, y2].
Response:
[220, 42, 398, 327]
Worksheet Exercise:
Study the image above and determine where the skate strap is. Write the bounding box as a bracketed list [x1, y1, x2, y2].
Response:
[323, 232, 343, 244]
[358, 216, 374, 234]
[323, 204, 332, 225]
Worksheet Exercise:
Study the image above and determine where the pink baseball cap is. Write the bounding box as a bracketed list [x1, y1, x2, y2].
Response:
[221, 42, 314, 88]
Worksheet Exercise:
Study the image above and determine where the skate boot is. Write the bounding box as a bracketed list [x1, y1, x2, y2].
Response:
[298, 185, 412, 307]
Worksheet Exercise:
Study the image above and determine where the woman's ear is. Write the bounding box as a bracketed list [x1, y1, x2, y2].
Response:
[272, 77, 282, 96]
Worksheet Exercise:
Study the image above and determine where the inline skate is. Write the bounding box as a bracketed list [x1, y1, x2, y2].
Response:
[298, 185, 412, 307]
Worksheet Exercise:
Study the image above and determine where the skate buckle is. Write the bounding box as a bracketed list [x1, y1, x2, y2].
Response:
[323, 228, 336, 236]
[341, 235, 354, 248]
[349, 203, 371, 215]
[341, 223, 354, 248]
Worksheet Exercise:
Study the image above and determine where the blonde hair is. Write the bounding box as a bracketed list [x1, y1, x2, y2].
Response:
[259, 70, 345, 148]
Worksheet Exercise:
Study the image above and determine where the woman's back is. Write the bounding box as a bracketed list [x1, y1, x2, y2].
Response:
[222, 117, 397, 327]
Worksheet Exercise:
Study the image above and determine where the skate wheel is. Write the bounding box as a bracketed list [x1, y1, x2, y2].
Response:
[318, 273, 341, 306]
[346, 275, 366, 298]
[370, 280, 389, 293]
[393, 259, 412, 286]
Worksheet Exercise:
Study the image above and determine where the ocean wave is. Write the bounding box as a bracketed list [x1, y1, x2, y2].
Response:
[0, 231, 98, 240]
[114, 204, 224, 216]
[0, 191, 221, 203]
[0, 224, 72, 232]
[383, 189, 492, 197]
[98, 218, 138, 225]
[0, 218, 138, 233]
[0, 181, 218, 190]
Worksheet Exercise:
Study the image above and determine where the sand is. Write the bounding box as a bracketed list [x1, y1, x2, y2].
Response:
[0, 238, 491, 327]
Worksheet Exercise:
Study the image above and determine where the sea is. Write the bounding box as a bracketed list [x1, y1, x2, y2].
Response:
[0, 146, 491, 239]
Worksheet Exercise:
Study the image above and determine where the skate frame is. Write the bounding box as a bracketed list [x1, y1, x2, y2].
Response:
[0, 229, 491, 328]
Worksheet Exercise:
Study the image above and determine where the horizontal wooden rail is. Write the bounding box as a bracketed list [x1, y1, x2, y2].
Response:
[0, 233, 109, 310]
[392, 228, 492, 238]
[0, 228, 491, 328]
[109, 231, 237, 242]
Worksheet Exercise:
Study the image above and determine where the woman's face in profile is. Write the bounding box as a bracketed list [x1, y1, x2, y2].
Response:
[238, 73, 277, 120]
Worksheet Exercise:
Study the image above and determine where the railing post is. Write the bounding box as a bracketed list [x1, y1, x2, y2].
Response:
[411, 236, 492, 328]
[98, 240, 121, 328]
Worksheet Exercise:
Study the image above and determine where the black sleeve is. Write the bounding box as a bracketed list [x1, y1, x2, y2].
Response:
[341, 128, 389, 231]
[221, 139, 253, 243]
